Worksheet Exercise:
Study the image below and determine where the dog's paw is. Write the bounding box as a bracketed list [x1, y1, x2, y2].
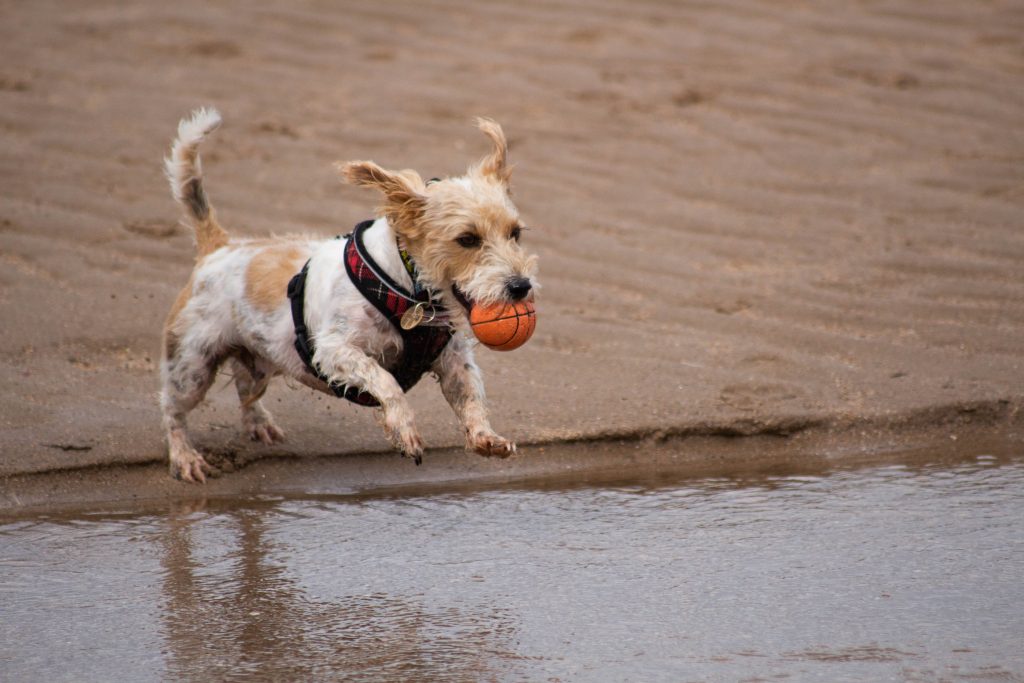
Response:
[246, 420, 285, 445]
[381, 409, 425, 465]
[469, 431, 516, 459]
[169, 446, 215, 484]
[401, 431, 425, 466]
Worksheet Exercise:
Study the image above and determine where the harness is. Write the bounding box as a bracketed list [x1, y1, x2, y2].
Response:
[287, 219, 453, 407]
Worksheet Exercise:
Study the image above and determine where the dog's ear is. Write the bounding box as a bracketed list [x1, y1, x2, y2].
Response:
[341, 161, 426, 201]
[340, 161, 428, 232]
[474, 117, 512, 186]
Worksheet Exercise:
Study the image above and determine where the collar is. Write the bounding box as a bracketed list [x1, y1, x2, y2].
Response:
[345, 220, 450, 329]
[397, 241, 430, 300]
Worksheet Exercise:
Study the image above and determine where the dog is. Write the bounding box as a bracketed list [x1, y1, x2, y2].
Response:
[160, 108, 538, 482]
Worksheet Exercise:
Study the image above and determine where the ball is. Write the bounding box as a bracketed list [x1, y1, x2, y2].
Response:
[469, 300, 536, 351]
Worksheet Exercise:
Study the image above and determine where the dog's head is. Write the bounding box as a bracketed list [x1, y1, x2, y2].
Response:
[341, 118, 538, 322]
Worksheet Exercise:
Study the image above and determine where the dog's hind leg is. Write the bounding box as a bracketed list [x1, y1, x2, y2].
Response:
[229, 356, 284, 445]
[160, 344, 220, 483]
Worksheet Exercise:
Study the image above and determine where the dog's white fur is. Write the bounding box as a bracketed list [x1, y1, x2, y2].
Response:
[160, 108, 537, 482]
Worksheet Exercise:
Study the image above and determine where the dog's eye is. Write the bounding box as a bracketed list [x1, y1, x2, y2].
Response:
[510, 226, 522, 242]
[456, 233, 482, 249]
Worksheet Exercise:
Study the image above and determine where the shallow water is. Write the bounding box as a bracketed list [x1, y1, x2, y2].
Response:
[2, 453, 1023, 682]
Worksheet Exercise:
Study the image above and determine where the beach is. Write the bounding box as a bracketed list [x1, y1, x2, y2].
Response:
[1, 0, 1022, 506]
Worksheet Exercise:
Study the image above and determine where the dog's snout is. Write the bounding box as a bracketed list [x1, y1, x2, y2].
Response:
[505, 276, 532, 301]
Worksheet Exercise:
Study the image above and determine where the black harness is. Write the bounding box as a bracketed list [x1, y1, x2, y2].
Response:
[287, 220, 453, 407]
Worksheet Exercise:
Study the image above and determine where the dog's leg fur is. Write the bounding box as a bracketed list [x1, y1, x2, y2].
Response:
[230, 357, 284, 445]
[434, 337, 515, 458]
[160, 345, 220, 483]
[314, 337, 425, 461]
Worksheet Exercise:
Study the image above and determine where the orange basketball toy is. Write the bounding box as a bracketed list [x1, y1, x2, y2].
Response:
[469, 300, 536, 351]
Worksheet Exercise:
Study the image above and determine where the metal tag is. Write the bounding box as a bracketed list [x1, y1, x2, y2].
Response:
[400, 302, 425, 330]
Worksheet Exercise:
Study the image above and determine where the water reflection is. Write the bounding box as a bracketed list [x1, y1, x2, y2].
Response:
[2, 451, 1022, 681]
[155, 500, 521, 681]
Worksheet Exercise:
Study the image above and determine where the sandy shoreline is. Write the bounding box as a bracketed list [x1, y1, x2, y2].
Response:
[2, 1, 1023, 503]
[3, 403, 1021, 515]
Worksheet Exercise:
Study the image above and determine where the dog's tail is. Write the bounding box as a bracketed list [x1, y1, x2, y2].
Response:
[164, 107, 229, 257]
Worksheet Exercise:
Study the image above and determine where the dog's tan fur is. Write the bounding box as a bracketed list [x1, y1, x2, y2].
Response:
[244, 245, 306, 313]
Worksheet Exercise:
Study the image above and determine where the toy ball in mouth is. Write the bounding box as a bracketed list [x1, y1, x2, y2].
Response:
[469, 300, 536, 351]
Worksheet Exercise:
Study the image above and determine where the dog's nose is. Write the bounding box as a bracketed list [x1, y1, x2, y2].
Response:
[505, 276, 532, 301]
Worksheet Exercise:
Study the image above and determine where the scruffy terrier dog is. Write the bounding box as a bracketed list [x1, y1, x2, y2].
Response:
[161, 109, 537, 482]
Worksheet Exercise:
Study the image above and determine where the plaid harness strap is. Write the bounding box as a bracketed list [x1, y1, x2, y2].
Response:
[287, 219, 453, 407]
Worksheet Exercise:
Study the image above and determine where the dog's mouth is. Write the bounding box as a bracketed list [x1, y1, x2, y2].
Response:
[449, 283, 536, 319]
[450, 283, 536, 316]
[451, 284, 475, 315]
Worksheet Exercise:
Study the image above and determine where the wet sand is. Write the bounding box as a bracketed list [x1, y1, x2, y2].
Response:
[2, 1, 1024, 492]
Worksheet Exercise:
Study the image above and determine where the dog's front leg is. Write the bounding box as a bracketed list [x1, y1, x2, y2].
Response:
[434, 336, 516, 458]
[315, 342, 424, 463]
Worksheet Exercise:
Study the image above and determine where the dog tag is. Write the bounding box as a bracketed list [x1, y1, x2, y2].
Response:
[400, 302, 426, 330]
